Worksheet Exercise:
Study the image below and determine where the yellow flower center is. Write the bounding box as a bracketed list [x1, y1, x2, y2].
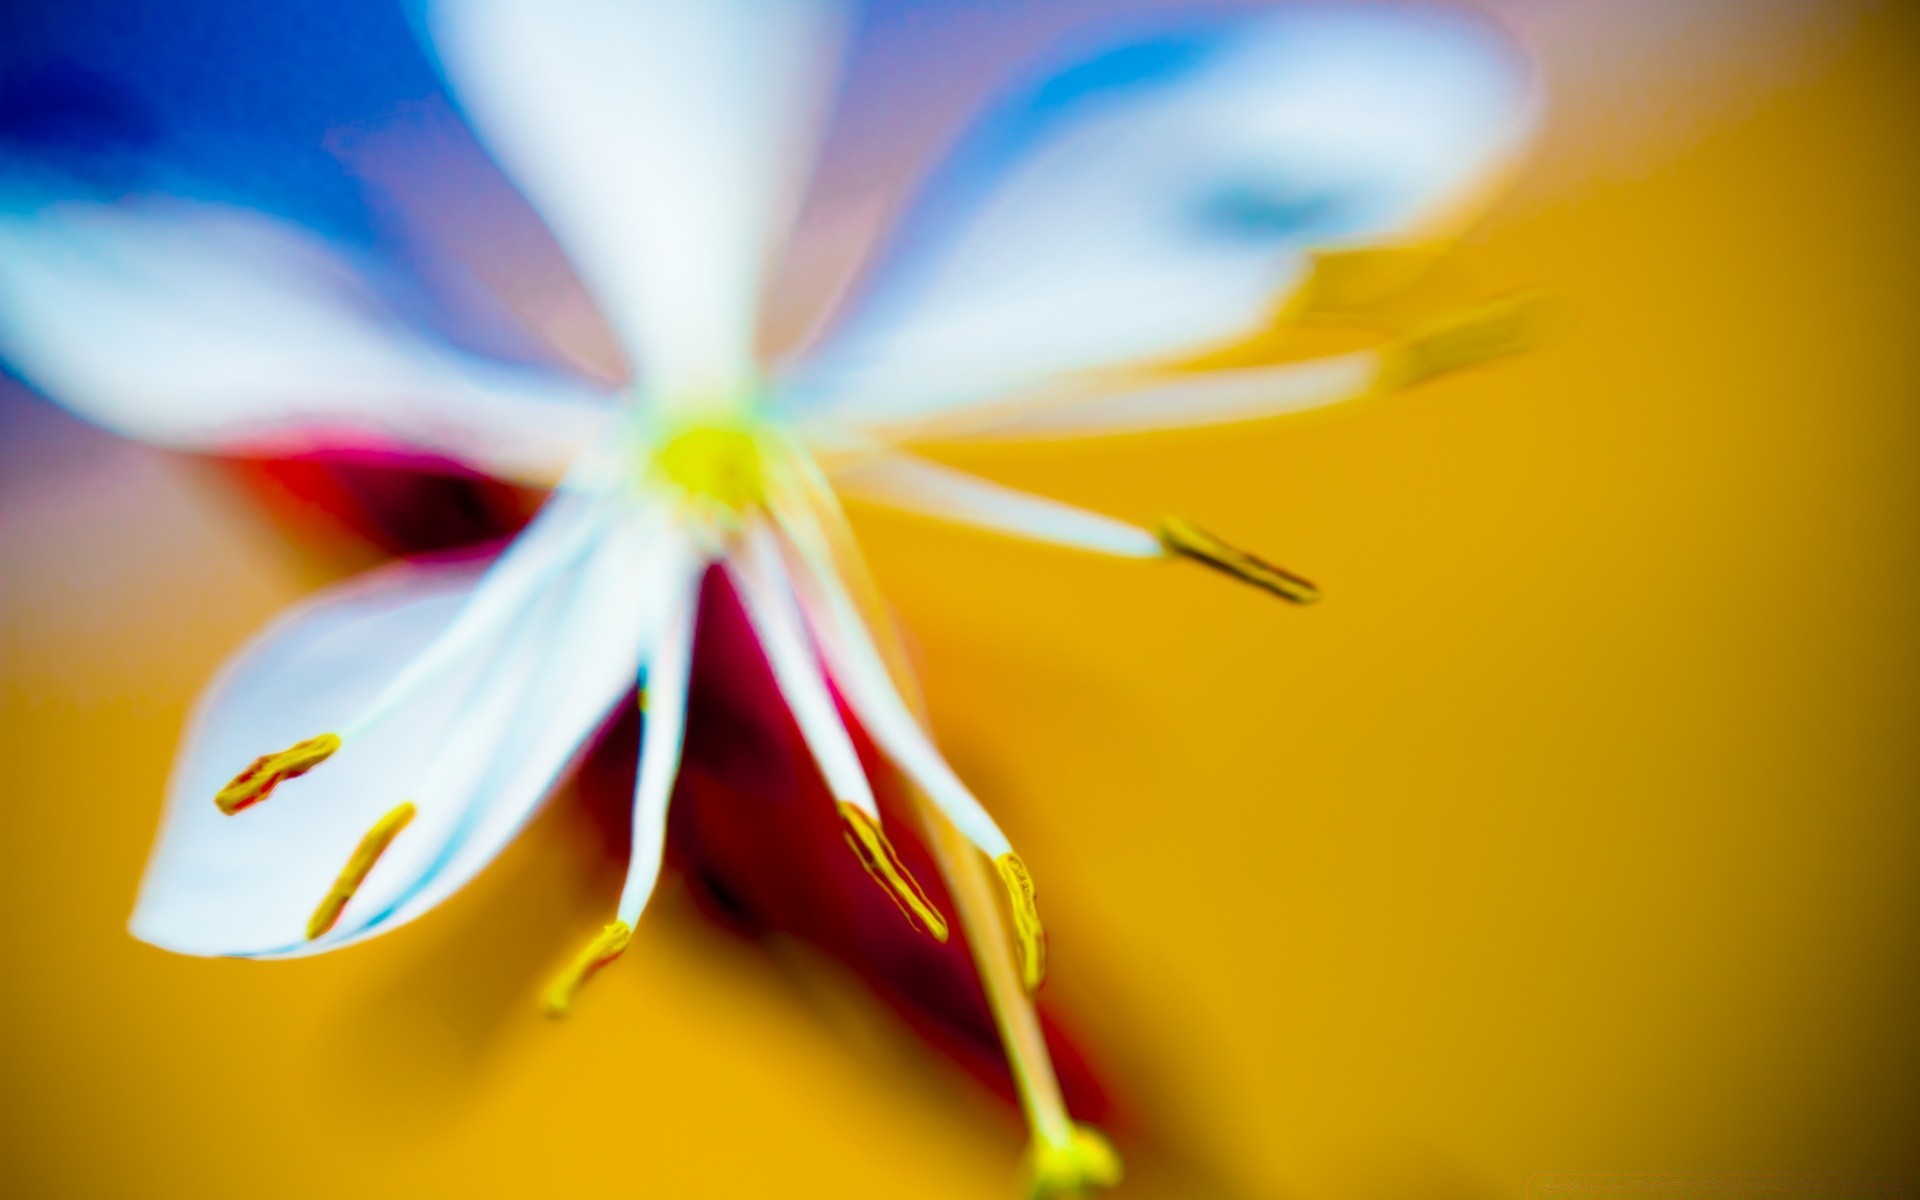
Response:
[650, 421, 770, 514]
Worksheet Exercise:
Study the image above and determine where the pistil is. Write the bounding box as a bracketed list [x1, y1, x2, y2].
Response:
[785, 473, 1120, 1195]
[923, 804, 1118, 1198]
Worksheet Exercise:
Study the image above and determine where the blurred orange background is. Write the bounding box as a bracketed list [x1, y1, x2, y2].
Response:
[2, 1, 1916, 1196]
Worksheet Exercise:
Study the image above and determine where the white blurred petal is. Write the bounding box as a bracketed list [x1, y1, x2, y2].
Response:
[789, 5, 1534, 426]
[131, 497, 675, 956]
[421, 0, 849, 401]
[616, 573, 700, 926]
[774, 499, 1012, 858]
[727, 523, 878, 817]
[932, 353, 1383, 443]
[357, 508, 691, 944]
[338, 486, 608, 739]
[0, 199, 611, 483]
[832, 452, 1161, 558]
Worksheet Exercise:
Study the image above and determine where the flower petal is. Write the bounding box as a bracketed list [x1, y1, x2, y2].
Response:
[342, 508, 691, 946]
[788, 5, 1535, 427]
[726, 523, 878, 816]
[831, 452, 1162, 558]
[872, 289, 1552, 443]
[130, 495, 671, 956]
[950, 354, 1381, 443]
[419, 0, 849, 400]
[616, 573, 701, 926]
[772, 496, 1013, 858]
[0, 197, 611, 482]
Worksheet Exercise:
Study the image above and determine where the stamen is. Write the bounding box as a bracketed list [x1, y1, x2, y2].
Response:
[838, 802, 950, 943]
[215, 733, 341, 815]
[1023, 1122, 1124, 1200]
[1283, 241, 1446, 323]
[542, 920, 634, 1018]
[305, 801, 415, 940]
[995, 853, 1047, 993]
[776, 476, 1096, 1176]
[1157, 517, 1320, 605]
[1376, 290, 1550, 392]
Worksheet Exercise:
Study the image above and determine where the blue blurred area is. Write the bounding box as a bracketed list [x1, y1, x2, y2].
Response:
[863, 28, 1221, 280]
[0, 0, 440, 239]
[0, 0, 436, 130]
[0, 0, 588, 427]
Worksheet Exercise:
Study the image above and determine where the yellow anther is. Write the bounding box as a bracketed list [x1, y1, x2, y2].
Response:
[1157, 517, 1320, 605]
[305, 801, 415, 941]
[1282, 241, 1447, 323]
[1023, 1123, 1123, 1200]
[215, 732, 340, 815]
[995, 853, 1047, 993]
[542, 920, 633, 1017]
[838, 802, 950, 943]
[652, 422, 768, 514]
[1376, 290, 1552, 393]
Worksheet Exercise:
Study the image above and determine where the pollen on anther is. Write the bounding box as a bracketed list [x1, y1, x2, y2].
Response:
[216, 733, 341, 815]
[306, 801, 415, 941]
[1158, 518, 1321, 605]
[543, 921, 633, 1017]
[996, 853, 1048, 993]
[839, 803, 950, 943]
[1376, 291, 1552, 393]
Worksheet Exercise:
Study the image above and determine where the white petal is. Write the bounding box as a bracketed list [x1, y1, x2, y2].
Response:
[421, 0, 849, 401]
[788, 5, 1534, 427]
[352, 508, 690, 944]
[338, 487, 607, 739]
[0, 198, 611, 483]
[773, 498, 1011, 858]
[932, 353, 1383, 443]
[831, 451, 1161, 558]
[616, 572, 701, 926]
[130, 496, 670, 956]
[726, 522, 878, 816]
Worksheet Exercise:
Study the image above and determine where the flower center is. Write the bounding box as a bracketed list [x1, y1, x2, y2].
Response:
[650, 420, 770, 515]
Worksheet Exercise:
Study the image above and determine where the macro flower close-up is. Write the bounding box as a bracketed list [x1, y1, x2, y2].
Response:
[4, 0, 1917, 1197]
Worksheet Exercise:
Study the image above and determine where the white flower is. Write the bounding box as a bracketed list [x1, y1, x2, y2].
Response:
[0, 2, 1535, 1191]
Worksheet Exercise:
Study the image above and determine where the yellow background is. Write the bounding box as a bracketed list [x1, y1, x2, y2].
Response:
[2, 1, 1915, 1196]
